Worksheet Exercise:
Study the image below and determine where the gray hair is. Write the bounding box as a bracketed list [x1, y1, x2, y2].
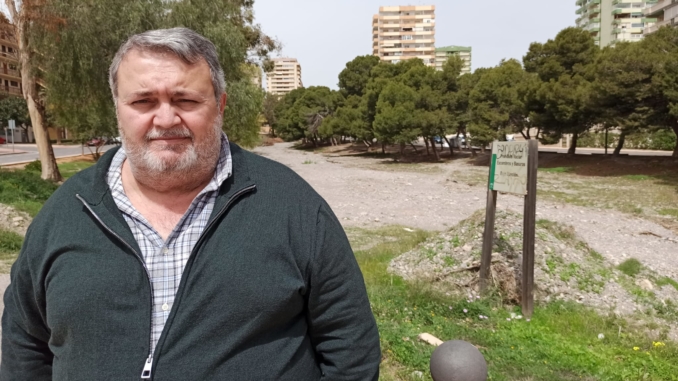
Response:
[109, 27, 226, 102]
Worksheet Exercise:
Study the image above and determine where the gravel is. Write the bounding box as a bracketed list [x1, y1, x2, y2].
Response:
[253, 142, 678, 281]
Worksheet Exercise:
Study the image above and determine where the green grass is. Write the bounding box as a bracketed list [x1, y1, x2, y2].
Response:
[539, 167, 574, 173]
[656, 277, 678, 292]
[0, 169, 59, 216]
[0, 228, 23, 272]
[0, 160, 94, 216]
[623, 175, 652, 181]
[354, 226, 678, 380]
[658, 208, 678, 218]
[618, 258, 643, 278]
[57, 161, 95, 178]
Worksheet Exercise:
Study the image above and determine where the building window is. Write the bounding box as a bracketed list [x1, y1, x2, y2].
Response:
[10, 81, 18, 87]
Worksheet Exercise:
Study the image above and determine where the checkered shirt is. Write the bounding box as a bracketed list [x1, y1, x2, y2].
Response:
[106, 133, 232, 354]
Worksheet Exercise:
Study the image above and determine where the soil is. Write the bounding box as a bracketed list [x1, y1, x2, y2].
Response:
[252, 143, 678, 281]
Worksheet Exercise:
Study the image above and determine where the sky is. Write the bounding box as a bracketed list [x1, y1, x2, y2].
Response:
[253, 0, 578, 89]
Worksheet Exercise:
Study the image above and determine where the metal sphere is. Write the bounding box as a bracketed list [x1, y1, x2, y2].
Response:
[430, 340, 488, 381]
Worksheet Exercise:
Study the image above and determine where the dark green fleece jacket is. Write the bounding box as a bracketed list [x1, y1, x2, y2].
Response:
[1, 144, 380, 380]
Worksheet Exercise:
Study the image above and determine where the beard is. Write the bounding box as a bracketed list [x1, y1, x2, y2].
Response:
[119, 115, 223, 190]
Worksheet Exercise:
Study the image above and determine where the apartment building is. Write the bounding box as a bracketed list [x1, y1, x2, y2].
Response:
[644, 0, 678, 34]
[265, 58, 303, 96]
[576, 0, 657, 47]
[372, 5, 436, 67]
[434, 46, 472, 74]
[0, 17, 22, 98]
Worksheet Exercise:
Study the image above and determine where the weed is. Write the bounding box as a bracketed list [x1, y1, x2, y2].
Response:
[618, 258, 643, 277]
[443, 256, 456, 267]
[656, 277, 678, 292]
[450, 236, 460, 248]
[302, 160, 314, 164]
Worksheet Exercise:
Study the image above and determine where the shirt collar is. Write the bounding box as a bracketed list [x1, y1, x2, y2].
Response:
[106, 132, 233, 196]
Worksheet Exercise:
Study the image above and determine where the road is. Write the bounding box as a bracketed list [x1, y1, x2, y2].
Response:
[0, 143, 117, 166]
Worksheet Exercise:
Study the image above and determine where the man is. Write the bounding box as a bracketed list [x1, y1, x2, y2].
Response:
[1, 28, 380, 380]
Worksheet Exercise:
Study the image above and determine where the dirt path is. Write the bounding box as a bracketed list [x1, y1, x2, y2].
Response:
[253, 142, 678, 280]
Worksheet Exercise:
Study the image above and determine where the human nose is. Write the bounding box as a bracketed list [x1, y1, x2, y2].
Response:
[153, 101, 181, 129]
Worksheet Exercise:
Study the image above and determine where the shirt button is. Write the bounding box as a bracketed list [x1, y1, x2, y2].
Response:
[162, 303, 170, 311]
[163, 247, 169, 255]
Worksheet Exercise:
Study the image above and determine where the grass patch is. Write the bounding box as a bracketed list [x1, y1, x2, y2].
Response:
[0, 169, 59, 217]
[0, 228, 22, 273]
[618, 258, 643, 278]
[57, 161, 95, 178]
[353, 226, 678, 380]
[656, 277, 678, 292]
[659, 208, 678, 218]
[539, 167, 574, 173]
[623, 175, 652, 181]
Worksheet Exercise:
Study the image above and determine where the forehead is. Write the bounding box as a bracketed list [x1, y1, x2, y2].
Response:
[116, 49, 212, 91]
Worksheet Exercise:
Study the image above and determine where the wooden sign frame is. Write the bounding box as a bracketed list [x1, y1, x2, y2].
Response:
[479, 139, 538, 318]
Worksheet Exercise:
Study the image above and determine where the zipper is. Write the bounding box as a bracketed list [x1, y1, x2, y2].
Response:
[141, 355, 153, 379]
[76, 185, 255, 379]
[76, 194, 155, 380]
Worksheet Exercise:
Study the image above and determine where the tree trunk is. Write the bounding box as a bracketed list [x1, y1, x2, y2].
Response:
[381, 141, 385, 154]
[673, 124, 678, 157]
[409, 142, 419, 154]
[613, 132, 626, 156]
[443, 136, 454, 156]
[424, 138, 430, 156]
[399, 142, 405, 156]
[55, 127, 62, 145]
[430, 137, 440, 161]
[567, 132, 578, 155]
[6, 0, 62, 182]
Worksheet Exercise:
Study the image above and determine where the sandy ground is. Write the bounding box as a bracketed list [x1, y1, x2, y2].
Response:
[252, 142, 678, 281]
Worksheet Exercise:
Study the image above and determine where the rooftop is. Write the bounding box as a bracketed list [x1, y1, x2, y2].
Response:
[436, 46, 472, 52]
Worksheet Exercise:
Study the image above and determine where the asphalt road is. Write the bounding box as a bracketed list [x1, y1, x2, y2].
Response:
[0, 143, 117, 166]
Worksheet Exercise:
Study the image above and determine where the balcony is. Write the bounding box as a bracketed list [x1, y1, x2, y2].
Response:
[645, 0, 673, 16]
[0, 86, 21, 96]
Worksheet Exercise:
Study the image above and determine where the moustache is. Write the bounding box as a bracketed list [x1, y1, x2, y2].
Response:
[145, 127, 193, 141]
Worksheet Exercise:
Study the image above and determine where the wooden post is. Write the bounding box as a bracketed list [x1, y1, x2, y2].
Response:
[521, 140, 539, 319]
[480, 186, 497, 293]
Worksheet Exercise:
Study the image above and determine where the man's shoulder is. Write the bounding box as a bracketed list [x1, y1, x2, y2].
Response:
[231, 144, 321, 200]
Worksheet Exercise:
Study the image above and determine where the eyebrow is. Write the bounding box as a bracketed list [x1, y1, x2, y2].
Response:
[126, 89, 203, 99]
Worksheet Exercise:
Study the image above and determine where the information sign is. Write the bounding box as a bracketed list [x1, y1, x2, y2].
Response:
[489, 141, 529, 195]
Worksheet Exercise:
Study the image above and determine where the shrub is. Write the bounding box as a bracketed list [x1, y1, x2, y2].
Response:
[617, 258, 643, 277]
[24, 160, 41, 172]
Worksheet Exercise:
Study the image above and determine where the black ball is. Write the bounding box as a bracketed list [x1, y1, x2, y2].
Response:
[430, 340, 488, 381]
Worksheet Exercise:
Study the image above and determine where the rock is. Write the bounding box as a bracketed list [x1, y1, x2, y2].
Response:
[11, 216, 23, 222]
[411, 371, 423, 378]
[636, 279, 654, 291]
[462, 245, 473, 252]
[374, 218, 380, 222]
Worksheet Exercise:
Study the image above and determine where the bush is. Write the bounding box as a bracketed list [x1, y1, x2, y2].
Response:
[617, 258, 643, 277]
[24, 160, 41, 172]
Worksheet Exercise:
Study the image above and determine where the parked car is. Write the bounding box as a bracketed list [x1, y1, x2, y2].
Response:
[86, 137, 105, 146]
[0, 136, 5, 144]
